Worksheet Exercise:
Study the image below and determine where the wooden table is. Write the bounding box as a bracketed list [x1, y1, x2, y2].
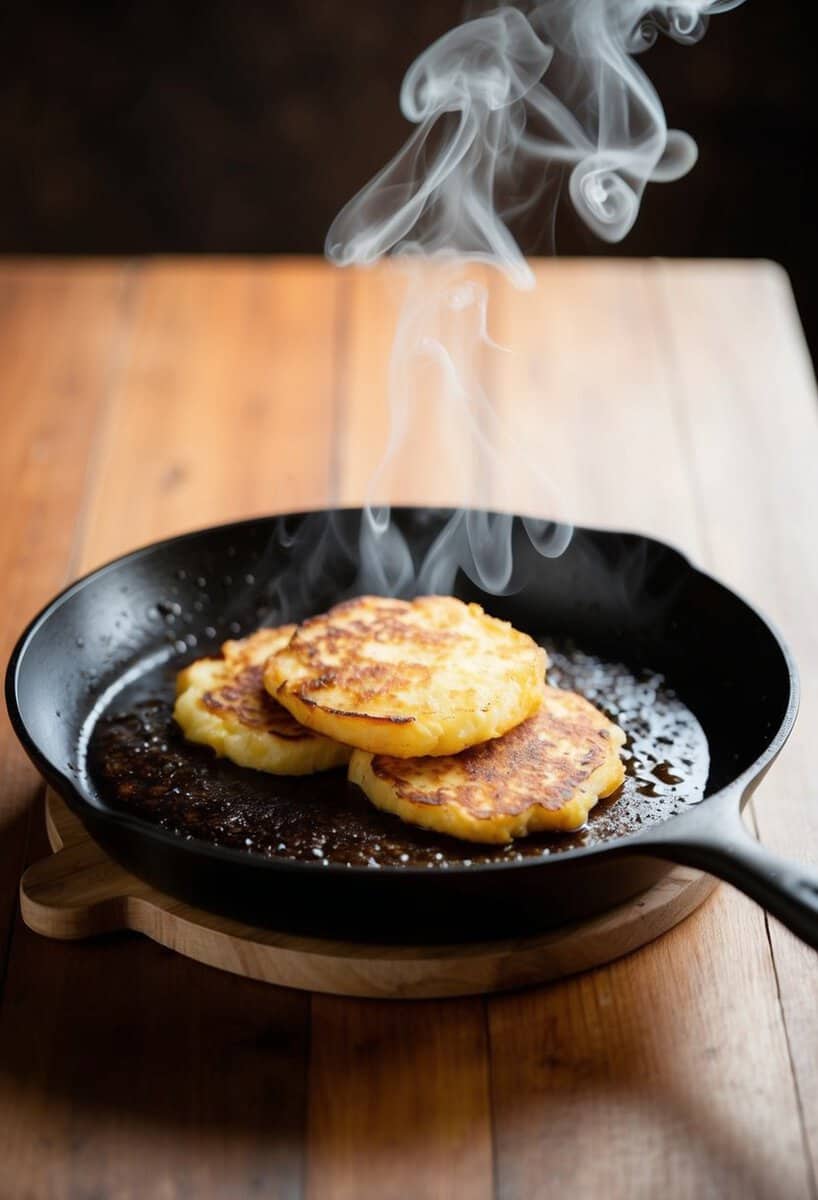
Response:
[1, 257, 817, 1199]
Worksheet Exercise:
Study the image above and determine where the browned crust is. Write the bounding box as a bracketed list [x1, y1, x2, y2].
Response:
[368, 690, 622, 818]
[202, 663, 312, 741]
[270, 596, 518, 718]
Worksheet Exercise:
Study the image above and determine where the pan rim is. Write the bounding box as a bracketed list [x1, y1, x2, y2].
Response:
[5, 506, 801, 879]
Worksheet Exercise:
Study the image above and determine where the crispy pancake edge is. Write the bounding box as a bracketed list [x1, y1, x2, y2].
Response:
[348, 688, 626, 843]
[174, 629, 351, 776]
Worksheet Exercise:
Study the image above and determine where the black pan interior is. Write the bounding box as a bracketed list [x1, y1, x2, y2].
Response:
[8, 508, 795, 940]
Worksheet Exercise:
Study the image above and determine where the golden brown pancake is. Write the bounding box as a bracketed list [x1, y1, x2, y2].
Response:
[348, 686, 626, 842]
[174, 626, 350, 775]
[264, 595, 547, 757]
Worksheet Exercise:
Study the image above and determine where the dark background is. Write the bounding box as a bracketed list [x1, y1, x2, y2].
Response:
[2, 1, 816, 357]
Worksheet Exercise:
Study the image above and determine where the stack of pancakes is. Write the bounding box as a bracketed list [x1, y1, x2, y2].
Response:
[175, 596, 625, 844]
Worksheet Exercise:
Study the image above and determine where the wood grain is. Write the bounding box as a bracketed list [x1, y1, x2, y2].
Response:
[489, 914, 809, 1200]
[335, 262, 495, 509]
[0, 260, 343, 1199]
[0, 261, 136, 976]
[79, 258, 342, 571]
[309, 260, 499, 1200]
[487, 260, 704, 540]
[0, 258, 816, 1199]
[308, 996, 493, 1200]
[485, 260, 816, 1200]
[654, 259, 818, 1191]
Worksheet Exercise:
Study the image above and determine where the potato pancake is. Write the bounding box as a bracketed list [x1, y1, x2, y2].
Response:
[348, 686, 625, 843]
[174, 626, 350, 775]
[264, 595, 547, 757]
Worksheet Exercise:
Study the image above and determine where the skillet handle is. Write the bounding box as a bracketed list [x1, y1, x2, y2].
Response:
[642, 809, 818, 951]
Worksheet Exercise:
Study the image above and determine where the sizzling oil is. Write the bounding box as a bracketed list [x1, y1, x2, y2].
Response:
[87, 638, 709, 868]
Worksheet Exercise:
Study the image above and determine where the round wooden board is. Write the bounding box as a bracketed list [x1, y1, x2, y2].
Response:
[20, 791, 718, 999]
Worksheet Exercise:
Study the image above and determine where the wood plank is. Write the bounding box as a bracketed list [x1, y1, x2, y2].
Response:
[308, 260, 495, 1200]
[0, 925, 309, 1200]
[307, 996, 493, 1200]
[2, 257, 815, 1199]
[489, 907, 809, 1200]
[654, 259, 818, 1189]
[80, 256, 343, 569]
[0, 259, 343, 1199]
[486, 260, 704, 540]
[486, 259, 813, 1199]
[0, 260, 136, 976]
[335, 261, 494, 509]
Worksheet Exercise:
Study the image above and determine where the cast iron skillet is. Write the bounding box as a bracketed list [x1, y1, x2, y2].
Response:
[6, 507, 818, 947]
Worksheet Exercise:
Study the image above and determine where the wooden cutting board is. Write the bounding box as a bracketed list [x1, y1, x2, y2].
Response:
[19, 790, 718, 999]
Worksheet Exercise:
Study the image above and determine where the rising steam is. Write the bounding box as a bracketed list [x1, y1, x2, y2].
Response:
[322, 1, 742, 599]
[328, 1, 742, 268]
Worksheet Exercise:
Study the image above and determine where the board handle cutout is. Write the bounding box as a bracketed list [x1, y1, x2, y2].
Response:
[21, 840, 139, 939]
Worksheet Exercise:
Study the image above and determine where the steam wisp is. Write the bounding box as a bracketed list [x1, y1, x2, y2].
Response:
[323, 1, 743, 599]
[329, 2, 741, 267]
